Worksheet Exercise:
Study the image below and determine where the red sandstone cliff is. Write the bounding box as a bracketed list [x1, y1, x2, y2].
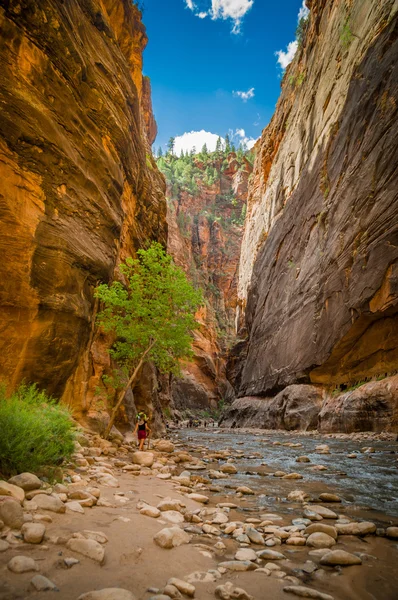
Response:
[0, 0, 167, 430]
[225, 0, 398, 432]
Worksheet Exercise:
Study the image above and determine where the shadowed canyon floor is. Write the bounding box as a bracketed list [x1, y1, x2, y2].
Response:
[1, 429, 397, 600]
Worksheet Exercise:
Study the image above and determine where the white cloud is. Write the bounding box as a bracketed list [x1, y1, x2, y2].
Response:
[233, 128, 258, 149]
[183, 0, 254, 34]
[275, 1, 310, 70]
[275, 40, 298, 69]
[174, 130, 224, 154]
[233, 87, 255, 102]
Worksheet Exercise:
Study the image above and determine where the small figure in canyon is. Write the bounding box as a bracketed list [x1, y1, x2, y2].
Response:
[133, 412, 151, 451]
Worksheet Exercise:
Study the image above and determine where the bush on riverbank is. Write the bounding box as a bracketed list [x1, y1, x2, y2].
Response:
[0, 383, 75, 477]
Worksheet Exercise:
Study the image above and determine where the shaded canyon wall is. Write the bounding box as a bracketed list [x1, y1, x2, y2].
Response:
[225, 0, 398, 432]
[0, 0, 168, 430]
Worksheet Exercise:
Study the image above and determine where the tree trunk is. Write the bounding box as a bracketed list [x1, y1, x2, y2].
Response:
[103, 340, 156, 440]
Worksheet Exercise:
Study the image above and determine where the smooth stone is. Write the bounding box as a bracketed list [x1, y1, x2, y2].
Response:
[81, 530, 108, 544]
[273, 471, 287, 477]
[21, 523, 46, 544]
[156, 440, 175, 453]
[246, 527, 264, 545]
[218, 561, 256, 571]
[186, 493, 209, 504]
[305, 524, 337, 540]
[8, 555, 39, 573]
[78, 590, 136, 600]
[386, 526, 398, 539]
[320, 550, 362, 566]
[153, 527, 191, 549]
[0, 499, 24, 528]
[34, 494, 66, 513]
[140, 506, 161, 518]
[235, 549, 257, 562]
[306, 505, 337, 519]
[8, 473, 42, 492]
[132, 452, 154, 467]
[215, 581, 254, 600]
[212, 512, 229, 524]
[163, 584, 181, 599]
[0, 539, 10, 552]
[236, 486, 255, 495]
[286, 537, 306, 546]
[30, 575, 58, 591]
[66, 501, 85, 514]
[161, 511, 184, 524]
[66, 538, 105, 564]
[283, 473, 303, 480]
[288, 491, 310, 503]
[64, 557, 80, 568]
[220, 464, 238, 474]
[157, 499, 185, 512]
[283, 585, 334, 599]
[306, 533, 336, 549]
[167, 578, 195, 597]
[296, 457, 311, 463]
[257, 549, 285, 560]
[335, 522, 376, 536]
[0, 481, 25, 503]
[319, 493, 341, 503]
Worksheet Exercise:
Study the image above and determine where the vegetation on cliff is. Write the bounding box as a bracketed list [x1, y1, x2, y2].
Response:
[95, 243, 203, 437]
[0, 384, 75, 477]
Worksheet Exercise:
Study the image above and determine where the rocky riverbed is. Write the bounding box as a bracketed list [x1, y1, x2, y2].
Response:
[1, 428, 397, 600]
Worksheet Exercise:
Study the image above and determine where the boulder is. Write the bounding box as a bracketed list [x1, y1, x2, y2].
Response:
[335, 522, 376, 536]
[8, 473, 42, 492]
[161, 510, 184, 524]
[320, 550, 362, 566]
[246, 527, 264, 545]
[305, 505, 337, 519]
[140, 506, 161, 518]
[304, 524, 337, 539]
[132, 452, 154, 468]
[235, 549, 258, 562]
[155, 440, 175, 453]
[306, 533, 336, 549]
[0, 498, 24, 528]
[8, 556, 39, 573]
[153, 527, 191, 549]
[0, 481, 25, 504]
[220, 464, 238, 474]
[33, 494, 66, 513]
[66, 538, 105, 564]
[386, 526, 398, 539]
[21, 523, 46, 544]
[78, 590, 136, 600]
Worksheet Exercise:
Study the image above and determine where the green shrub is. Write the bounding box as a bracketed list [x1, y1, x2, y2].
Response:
[0, 383, 75, 477]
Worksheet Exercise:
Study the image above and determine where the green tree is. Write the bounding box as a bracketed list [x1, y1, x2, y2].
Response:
[225, 134, 231, 152]
[201, 143, 208, 156]
[215, 136, 222, 153]
[167, 137, 175, 155]
[95, 242, 203, 438]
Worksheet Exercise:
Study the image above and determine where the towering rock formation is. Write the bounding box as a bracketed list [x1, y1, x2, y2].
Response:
[0, 0, 167, 427]
[159, 150, 252, 414]
[225, 0, 398, 432]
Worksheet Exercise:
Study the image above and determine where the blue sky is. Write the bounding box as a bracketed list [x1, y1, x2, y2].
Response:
[142, 0, 308, 153]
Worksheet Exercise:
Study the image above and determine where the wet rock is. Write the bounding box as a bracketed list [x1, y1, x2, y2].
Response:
[306, 533, 336, 549]
[288, 491, 310, 502]
[301, 561, 318, 574]
[141, 506, 161, 518]
[220, 464, 238, 474]
[8, 473, 42, 492]
[0, 498, 24, 528]
[34, 494, 66, 513]
[8, 555, 39, 573]
[215, 581, 254, 600]
[236, 486, 255, 495]
[335, 522, 376, 536]
[386, 526, 398, 539]
[0, 481, 25, 503]
[132, 452, 154, 467]
[283, 473, 303, 480]
[283, 586, 334, 599]
[320, 550, 362, 566]
[78, 590, 136, 600]
[66, 538, 105, 564]
[21, 523, 45, 544]
[315, 445, 330, 455]
[212, 512, 229, 524]
[246, 527, 264, 545]
[153, 527, 191, 549]
[296, 457, 311, 463]
[256, 549, 286, 560]
[304, 524, 337, 540]
[186, 493, 209, 504]
[286, 537, 306, 546]
[305, 505, 337, 519]
[167, 578, 195, 597]
[235, 548, 257, 561]
[218, 561, 257, 571]
[30, 575, 59, 591]
[318, 494, 341, 503]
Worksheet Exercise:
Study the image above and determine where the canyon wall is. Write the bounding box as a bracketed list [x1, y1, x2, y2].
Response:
[160, 151, 252, 415]
[227, 0, 398, 432]
[0, 0, 168, 429]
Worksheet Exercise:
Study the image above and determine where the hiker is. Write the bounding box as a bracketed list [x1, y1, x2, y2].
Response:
[133, 412, 151, 451]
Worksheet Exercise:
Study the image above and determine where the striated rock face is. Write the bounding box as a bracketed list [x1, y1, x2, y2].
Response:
[163, 152, 252, 411]
[0, 0, 167, 421]
[232, 0, 398, 431]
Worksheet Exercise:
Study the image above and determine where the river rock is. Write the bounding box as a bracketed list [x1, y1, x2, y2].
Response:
[157, 498, 185, 512]
[213, 512, 229, 524]
[220, 464, 238, 474]
[236, 486, 255, 495]
[34, 494, 66, 513]
[161, 510, 184, 524]
[319, 493, 341, 503]
[273, 471, 287, 477]
[156, 440, 175, 453]
[163, 584, 181, 599]
[66, 538, 105, 564]
[66, 501, 85, 514]
[167, 578, 195, 597]
[153, 527, 191, 549]
[0, 481, 25, 503]
[306, 533, 336, 549]
[218, 561, 257, 571]
[305, 524, 337, 539]
[256, 549, 286, 560]
[335, 522, 376, 536]
[78, 590, 136, 600]
[97, 475, 120, 488]
[186, 493, 209, 504]
[21, 522, 46, 544]
[140, 506, 161, 518]
[286, 537, 306, 546]
[288, 491, 310, 502]
[283, 586, 334, 599]
[296, 457, 311, 463]
[8, 473, 42, 492]
[0, 539, 10, 552]
[30, 575, 58, 591]
[320, 550, 362, 566]
[235, 548, 258, 561]
[8, 555, 39, 573]
[246, 527, 264, 544]
[215, 581, 254, 600]
[132, 452, 154, 467]
[386, 526, 398, 539]
[0, 498, 24, 528]
[306, 505, 337, 519]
